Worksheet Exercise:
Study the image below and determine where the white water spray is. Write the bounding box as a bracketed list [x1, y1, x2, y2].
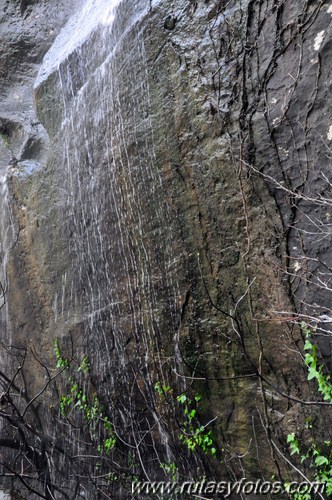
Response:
[0, 169, 15, 345]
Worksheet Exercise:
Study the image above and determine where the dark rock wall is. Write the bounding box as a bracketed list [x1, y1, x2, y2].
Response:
[1, 0, 332, 497]
[247, 0, 332, 364]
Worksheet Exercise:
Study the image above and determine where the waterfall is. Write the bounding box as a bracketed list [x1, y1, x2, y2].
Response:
[1, 0, 199, 494]
[3, 0, 332, 496]
[0, 492, 11, 500]
[33, 0, 182, 472]
[0, 169, 15, 346]
[0, 167, 15, 500]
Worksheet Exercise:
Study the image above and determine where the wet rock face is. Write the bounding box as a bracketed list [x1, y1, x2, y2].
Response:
[1, 0, 332, 497]
[0, 0, 79, 166]
[0, 0, 80, 388]
[246, 0, 332, 363]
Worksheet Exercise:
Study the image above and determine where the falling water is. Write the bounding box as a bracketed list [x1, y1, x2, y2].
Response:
[0, 491, 11, 500]
[39, 0, 181, 460]
[8, 0, 193, 489]
[0, 169, 15, 346]
[0, 166, 15, 500]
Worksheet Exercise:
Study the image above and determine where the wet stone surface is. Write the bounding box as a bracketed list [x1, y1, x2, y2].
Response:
[1, 0, 332, 497]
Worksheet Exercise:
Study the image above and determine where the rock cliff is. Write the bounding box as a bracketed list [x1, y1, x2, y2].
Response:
[1, 0, 331, 498]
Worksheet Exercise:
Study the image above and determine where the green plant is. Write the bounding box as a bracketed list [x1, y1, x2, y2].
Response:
[153, 381, 218, 461]
[284, 482, 312, 500]
[154, 381, 172, 396]
[54, 339, 70, 369]
[287, 433, 301, 456]
[160, 462, 178, 481]
[77, 354, 91, 374]
[286, 324, 332, 498]
[177, 393, 217, 458]
[303, 329, 332, 402]
[54, 339, 116, 456]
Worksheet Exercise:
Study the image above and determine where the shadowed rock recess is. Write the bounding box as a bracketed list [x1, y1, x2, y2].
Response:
[1, 0, 332, 498]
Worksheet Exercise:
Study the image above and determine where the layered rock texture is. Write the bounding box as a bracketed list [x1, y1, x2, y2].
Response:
[1, 0, 332, 498]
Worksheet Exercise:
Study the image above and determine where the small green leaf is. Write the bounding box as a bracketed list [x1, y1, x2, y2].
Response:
[287, 433, 295, 443]
[189, 409, 196, 419]
[308, 367, 318, 381]
[315, 455, 329, 466]
[177, 394, 187, 404]
[304, 340, 312, 351]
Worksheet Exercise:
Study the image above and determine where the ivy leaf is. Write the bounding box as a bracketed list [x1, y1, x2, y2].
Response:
[177, 394, 187, 404]
[308, 367, 318, 381]
[315, 455, 329, 467]
[287, 433, 295, 443]
[189, 409, 196, 420]
[304, 340, 312, 351]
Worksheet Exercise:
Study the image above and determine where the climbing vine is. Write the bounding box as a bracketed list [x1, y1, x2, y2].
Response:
[286, 324, 332, 499]
[154, 380, 219, 469]
[54, 339, 116, 456]
[176, 393, 217, 459]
